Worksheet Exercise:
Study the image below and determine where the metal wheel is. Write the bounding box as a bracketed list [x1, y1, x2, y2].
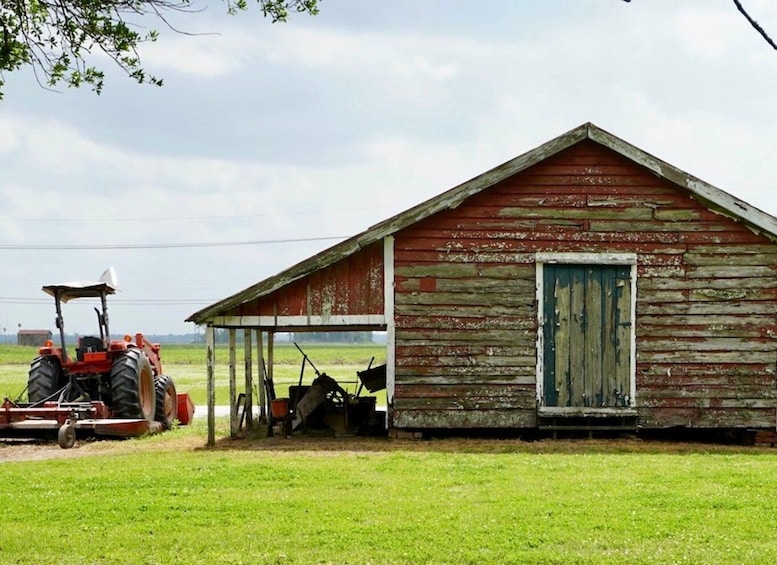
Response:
[58, 423, 76, 449]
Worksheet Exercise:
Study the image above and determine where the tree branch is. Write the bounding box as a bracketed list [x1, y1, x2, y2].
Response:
[732, 0, 777, 50]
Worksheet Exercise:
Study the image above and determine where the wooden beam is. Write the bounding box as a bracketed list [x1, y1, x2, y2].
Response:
[244, 328, 253, 429]
[268, 331, 275, 395]
[257, 330, 266, 422]
[206, 325, 216, 447]
[384, 236, 396, 411]
[229, 329, 237, 438]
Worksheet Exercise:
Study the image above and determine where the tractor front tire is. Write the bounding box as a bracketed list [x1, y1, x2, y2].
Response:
[154, 375, 178, 429]
[28, 356, 63, 404]
[110, 349, 156, 420]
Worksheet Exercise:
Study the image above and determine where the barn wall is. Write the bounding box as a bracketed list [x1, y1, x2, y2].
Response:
[226, 241, 385, 322]
[392, 140, 777, 429]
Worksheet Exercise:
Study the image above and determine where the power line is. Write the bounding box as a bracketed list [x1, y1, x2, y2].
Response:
[0, 235, 347, 251]
[0, 297, 217, 305]
[0, 206, 382, 224]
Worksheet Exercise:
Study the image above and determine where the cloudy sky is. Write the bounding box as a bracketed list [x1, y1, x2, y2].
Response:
[0, 0, 776, 338]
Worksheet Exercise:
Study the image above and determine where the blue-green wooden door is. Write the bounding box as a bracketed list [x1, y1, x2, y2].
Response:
[542, 264, 632, 408]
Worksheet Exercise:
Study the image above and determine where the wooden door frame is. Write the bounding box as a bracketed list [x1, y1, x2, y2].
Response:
[535, 252, 638, 415]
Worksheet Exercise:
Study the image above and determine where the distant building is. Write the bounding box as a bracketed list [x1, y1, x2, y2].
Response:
[17, 329, 53, 347]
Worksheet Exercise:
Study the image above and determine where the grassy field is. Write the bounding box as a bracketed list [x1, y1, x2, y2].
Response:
[1, 425, 777, 564]
[0, 343, 387, 405]
[4, 343, 777, 563]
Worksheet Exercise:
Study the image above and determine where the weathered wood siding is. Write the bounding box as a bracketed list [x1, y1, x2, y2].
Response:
[392, 140, 777, 429]
[225, 241, 385, 323]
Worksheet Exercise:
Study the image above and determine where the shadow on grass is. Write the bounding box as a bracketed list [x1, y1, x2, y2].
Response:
[194, 425, 776, 456]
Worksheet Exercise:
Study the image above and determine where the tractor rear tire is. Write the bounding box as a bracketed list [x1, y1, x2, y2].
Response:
[110, 349, 156, 420]
[28, 356, 63, 404]
[154, 375, 178, 429]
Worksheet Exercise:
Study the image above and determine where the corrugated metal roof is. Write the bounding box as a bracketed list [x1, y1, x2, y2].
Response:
[187, 122, 777, 325]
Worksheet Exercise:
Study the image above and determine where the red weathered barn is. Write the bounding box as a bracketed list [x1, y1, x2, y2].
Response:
[188, 123, 777, 442]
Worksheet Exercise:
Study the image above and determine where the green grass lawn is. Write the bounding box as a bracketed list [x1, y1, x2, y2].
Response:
[3, 344, 777, 563]
[0, 343, 387, 405]
[1, 428, 777, 564]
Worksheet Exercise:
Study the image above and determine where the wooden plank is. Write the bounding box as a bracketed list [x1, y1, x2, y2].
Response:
[685, 244, 777, 255]
[684, 253, 777, 266]
[229, 329, 237, 438]
[585, 266, 603, 408]
[687, 266, 776, 278]
[396, 364, 536, 384]
[497, 207, 654, 220]
[395, 291, 533, 307]
[639, 277, 777, 290]
[395, 355, 536, 368]
[601, 268, 618, 406]
[396, 384, 534, 397]
[396, 375, 537, 386]
[639, 397, 776, 409]
[392, 408, 537, 429]
[396, 344, 534, 358]
[639, 301, 777, 315]
[395, 303, 535, 317]
[395, 316, 536, 331]
[397, 277, 535, 293]
[244, 329, 253, 429]
[638, 385, 777, 399]
[690, 288, 777, 301]
[638, 265, 685, 278]
[639, 351, 777, 363]
[394, 263, 522, 278]
[638, 363, 774, 380]
[569, 267, 586, 407]
[396, 333, 535, 347]
[257, 329, 265, 421]
[206, 326, 216, 447]
[554, 268, 571, 407]
[590, 220, 730, 233]
[638, 407, 775, 428]
[399, 225, 683, 244]
[638, 338, 777, 353]
[637, 326, 777, 339]
[542, 264, 557, 407]
[682, 230, 767, 244]
[636, 289, 687, 303]
[637, 314, 776, 327]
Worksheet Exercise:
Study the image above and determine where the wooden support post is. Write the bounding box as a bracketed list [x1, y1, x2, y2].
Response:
[384, 235, 396, 420]
[268, 331, 275, 395]
[229, 328, 237, 438]
[244, 328, 253, 429]
[267, 331, 275, 437]
[206, 325, 216, 447]
[257, 330, 266, 422]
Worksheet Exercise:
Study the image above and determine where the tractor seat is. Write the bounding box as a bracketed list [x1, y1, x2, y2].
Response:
[76, 336, 106, 361]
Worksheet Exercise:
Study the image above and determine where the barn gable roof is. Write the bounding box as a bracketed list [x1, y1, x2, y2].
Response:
[187, 122, 777, 325]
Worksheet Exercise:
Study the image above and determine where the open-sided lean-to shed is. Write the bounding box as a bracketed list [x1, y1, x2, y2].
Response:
[188, 122, 777, 443]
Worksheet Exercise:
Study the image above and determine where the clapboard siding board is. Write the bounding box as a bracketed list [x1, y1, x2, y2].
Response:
[392, 140, 777, 429]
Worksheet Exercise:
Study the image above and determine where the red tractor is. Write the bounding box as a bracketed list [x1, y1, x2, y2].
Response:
[1, 269, 189, 448]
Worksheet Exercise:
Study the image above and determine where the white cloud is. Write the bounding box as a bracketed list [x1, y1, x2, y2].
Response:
[2, 0, 777, 334]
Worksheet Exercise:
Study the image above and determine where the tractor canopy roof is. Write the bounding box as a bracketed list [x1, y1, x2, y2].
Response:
[41, 268, 119, 303]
